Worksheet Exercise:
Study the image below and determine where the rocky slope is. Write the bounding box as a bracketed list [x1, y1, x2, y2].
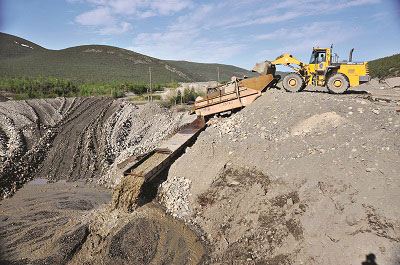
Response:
[0, 97, 191, 198]
[158, 85, 400, 264]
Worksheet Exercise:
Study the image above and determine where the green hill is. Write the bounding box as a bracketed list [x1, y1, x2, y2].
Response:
[0, 32, 256, 83]
[0, 33, 203, 83]
[166, 60, 259, 81]
[368, 53, 400, 79]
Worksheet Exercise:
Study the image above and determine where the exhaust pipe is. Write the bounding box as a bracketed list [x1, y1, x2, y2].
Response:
[349, 48, 354, 62]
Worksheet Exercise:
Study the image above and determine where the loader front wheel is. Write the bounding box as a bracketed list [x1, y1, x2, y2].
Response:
[327, 73, 349, 94]
[283, 73, 305, 92]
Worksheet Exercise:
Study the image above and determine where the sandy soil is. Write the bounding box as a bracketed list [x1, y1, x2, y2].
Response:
[159, 84, 400, 264]
[1, 81, 399, 264]
[0, 179, 204, 264]
[0, 179, 111, 263]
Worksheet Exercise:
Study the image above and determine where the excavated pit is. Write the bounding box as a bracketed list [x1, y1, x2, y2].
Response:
[0, 97, 192, 198]
[0, 97, 206, 264]
[0, 179, 205, 264]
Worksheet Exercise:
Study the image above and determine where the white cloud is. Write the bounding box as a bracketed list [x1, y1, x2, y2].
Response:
[100, 21, 131, 34]
[75, 7, 114, 26]
[258, 39, 334, 62]
[137, 10, 156, 18]
[72, 0, 193, 34]
[150, 0, 192, 15]
[257, 21, 357, 61]
[129, 35, 245, 63]
[68, 0, 381, 66]
[127, 3, 247, 63]
[217, 0, 380, 28]
[74, 6, 131, 34]
[227, 11, 300, 28]
[254, 22, 342, 41]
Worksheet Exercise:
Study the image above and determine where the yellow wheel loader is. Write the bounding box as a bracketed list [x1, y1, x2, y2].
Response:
[269, 47, 370, 94]
[190, 47, 369, 117]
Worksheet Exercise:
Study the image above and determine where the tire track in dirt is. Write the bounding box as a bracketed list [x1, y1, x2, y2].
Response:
[0, 97, 115, 198]
[0, 97, 191, 198]
[34, 97, 115, 181]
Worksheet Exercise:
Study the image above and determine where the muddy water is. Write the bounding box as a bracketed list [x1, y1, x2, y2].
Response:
[112, 152, 169, 212]
[112, 176, 145, 211]
[0, 179, 111, 263]
[0, 179, 205, 264]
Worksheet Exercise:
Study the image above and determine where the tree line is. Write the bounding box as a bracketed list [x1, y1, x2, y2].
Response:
[0, 76, 180, 100]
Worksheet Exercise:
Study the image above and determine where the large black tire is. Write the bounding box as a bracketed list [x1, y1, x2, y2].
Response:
[327, 73, 349, 94]
[282, 73, 305, 92]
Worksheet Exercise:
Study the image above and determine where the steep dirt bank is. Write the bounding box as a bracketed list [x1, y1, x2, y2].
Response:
[0, 97, 192, 198]
[158, 87, 400, 264]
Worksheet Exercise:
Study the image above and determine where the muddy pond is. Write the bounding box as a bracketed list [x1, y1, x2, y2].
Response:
[0, 179, 205, 264]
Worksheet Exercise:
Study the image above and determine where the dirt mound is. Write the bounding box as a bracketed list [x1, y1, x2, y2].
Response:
[69, 204, 205, 265]
[0, 97, 190, 198]
[158, 89, 400, 264]
[291, 111, 346, 136]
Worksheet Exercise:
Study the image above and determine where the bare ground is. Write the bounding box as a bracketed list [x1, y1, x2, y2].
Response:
[0, 96, 203, 264]
[159, 85, 400, 264]
[0, 180, 204, 264]
[1, 83, 399, 264]
[0, 97, 192, 198]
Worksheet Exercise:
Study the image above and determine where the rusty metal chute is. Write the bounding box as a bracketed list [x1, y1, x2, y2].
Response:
[123, 117, 206, 183]
[191, 73, 277, 117]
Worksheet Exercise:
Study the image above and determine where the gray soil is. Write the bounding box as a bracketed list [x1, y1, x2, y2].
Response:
[158, 84, 400, 264]
[1, 81, 400, 264]
[0, 180, 204, 264]
[0, 97, 192, 198]
[0, 179, 111, 263]
[0, 96, 204, 264]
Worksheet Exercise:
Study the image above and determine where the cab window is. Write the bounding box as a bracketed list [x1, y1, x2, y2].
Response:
[309, 51, 326, 64]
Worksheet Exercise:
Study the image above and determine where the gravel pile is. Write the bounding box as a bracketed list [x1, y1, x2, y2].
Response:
[161, 85, 400, 264]
[0, 97, 190, 198]
[100, 102, 190, 186]
[157, 175, 192, 220]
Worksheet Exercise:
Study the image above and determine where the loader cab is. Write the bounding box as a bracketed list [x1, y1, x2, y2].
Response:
[309, 48, 332, 86]
[309, 48, 331, 68]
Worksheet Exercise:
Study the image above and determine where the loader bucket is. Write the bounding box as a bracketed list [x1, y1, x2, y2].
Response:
[252, 61, 276, 76]
[239, 74, 274, 92]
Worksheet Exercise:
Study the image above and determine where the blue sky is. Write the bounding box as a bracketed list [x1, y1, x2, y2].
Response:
[1, 0, 400, 69]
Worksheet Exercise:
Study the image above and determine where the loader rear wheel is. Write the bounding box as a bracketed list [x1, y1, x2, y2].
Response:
[283, 73, 305, 92]
[327, 73, 349, 94]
